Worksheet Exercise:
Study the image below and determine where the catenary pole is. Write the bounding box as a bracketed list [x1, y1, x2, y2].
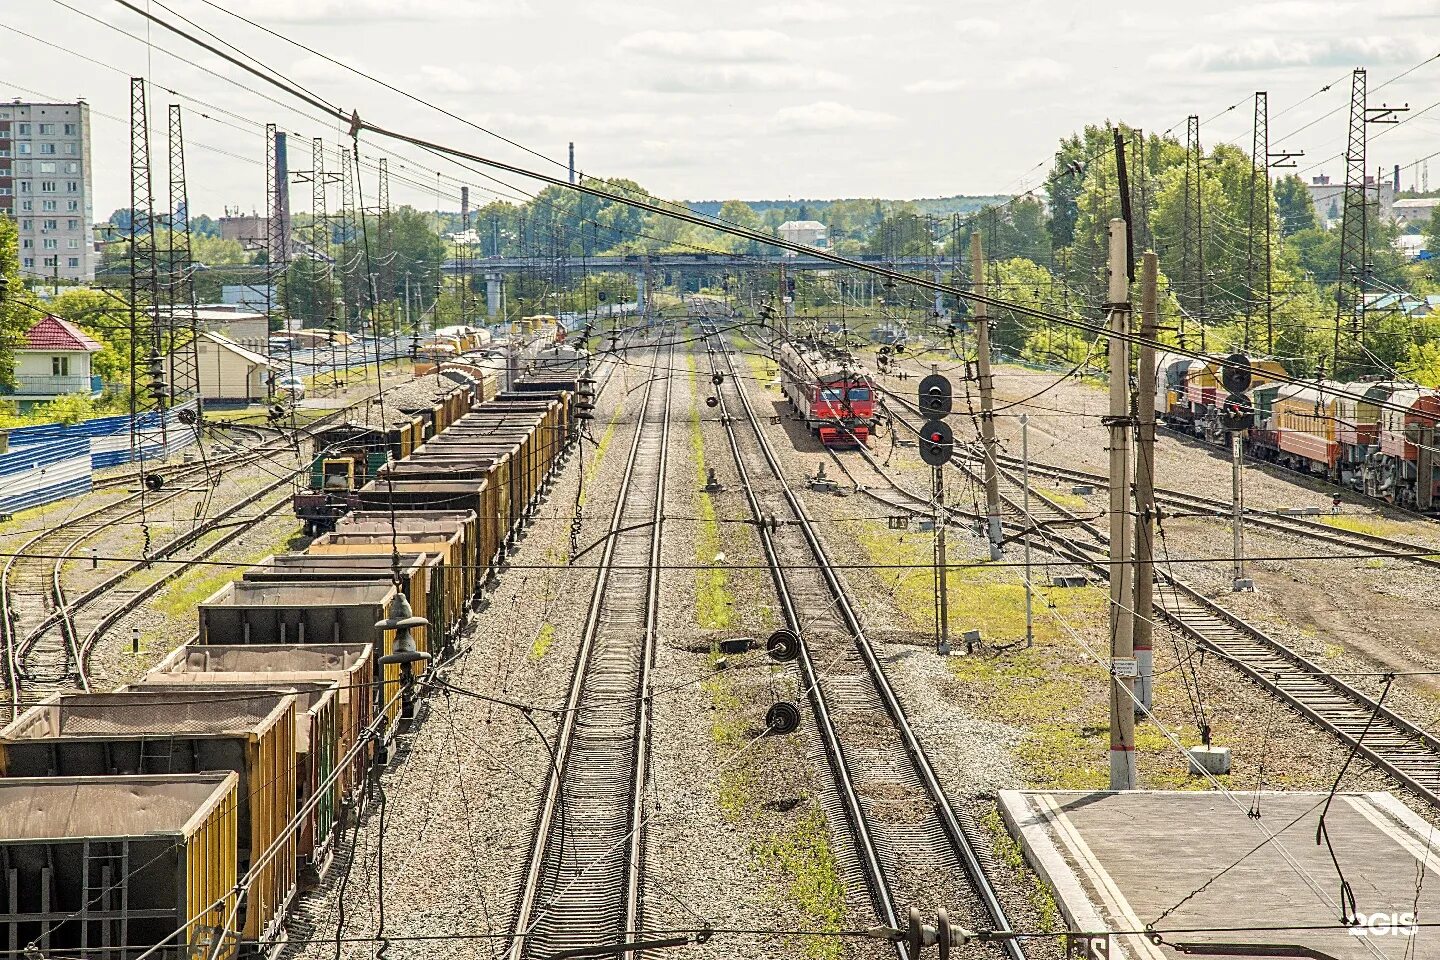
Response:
[971, 233, 1002, 561]
[1106, 218, 1137, 790]
[1133, 251, 1158, 713]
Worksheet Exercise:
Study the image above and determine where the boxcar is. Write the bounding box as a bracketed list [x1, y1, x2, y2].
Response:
[0, 692, 297, 946]
[0, 773, 241, 960]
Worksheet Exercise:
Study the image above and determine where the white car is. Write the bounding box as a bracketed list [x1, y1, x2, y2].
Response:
[275, 374, 306, 400]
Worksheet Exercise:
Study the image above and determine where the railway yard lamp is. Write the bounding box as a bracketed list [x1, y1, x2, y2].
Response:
[377, 590, 431, 720]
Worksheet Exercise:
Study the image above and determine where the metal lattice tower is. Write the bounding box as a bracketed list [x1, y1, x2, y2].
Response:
[339, 147, 361, 328]
[1334, 68, 1369, 364]
[1244, 92, 1269, 352]
[377, 158, 394, 328]
[1178, 115, 1203, 338]
[166, 103, 201, 406]
[128, 78, 165, 454]
[1131, 127, 1152, 255]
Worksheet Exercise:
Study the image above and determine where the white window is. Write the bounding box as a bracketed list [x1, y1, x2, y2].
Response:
[38, 161, 55, 174]
[16, 161, 28, 174]
[39, 143, 55, 155]
[21, 239, 32, 249]
[66, 200, 78, 211]
[21, 200, 32, 211]
[17, 123, 30, 135]
[67, 257, 79, 268]
[0, 188, 9, 197]
[42, 200, 56, 211]
[0, 129, 9, 140]
[17, 181, 28, 193]
[64, 162, 77, 174]
[63, 123, 77, 136]
[42, 238, 57, 250]
[15, 143, 28, 155]
[51, 355, 69, 376]
[20, 219, 31, 230]
[63, 143, 76, 156]
[42, 255, 56, 268]
[67, 219, 78, 229]
[65, 181, 77, 193]
[0, 149, 9, 157]
[67, 239, 78, 249]
[0, 166, 8, 176]
[42, 219, 56, 230]
[40, 181, 54, 192]
[22, 257, 33, 268]
[37, 124, 54, 135]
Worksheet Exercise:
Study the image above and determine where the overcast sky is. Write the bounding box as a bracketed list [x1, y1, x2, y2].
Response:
[5, 0, 1440, 218]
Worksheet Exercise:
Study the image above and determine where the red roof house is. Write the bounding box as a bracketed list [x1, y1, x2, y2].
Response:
[4, 315, 104, 410]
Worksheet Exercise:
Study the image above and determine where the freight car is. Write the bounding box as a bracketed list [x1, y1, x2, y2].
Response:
[0, 773, 241, 960]
[775, 339, 876, 446]
[1154, 351, 1289, 442]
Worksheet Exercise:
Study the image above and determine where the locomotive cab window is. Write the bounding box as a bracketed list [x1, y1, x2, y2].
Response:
[848, 386, 871, 401]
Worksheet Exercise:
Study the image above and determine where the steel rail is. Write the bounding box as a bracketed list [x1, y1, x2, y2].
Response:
[508, 332, 674, 960]
[706, 316, 1027, 960]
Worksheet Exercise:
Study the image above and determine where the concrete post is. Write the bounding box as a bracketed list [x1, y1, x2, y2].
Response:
[486, 273, 501, 318]
[1106, 218, 1137, 791]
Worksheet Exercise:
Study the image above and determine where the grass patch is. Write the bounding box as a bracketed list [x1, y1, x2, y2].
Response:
[754, 808, 846, 960]
[689, 355, 733, 630]
[1320, 514, 1416, 539]
[580, 396, 624, 506]
[983, 806, 1062, 933]
[1037, 487, 1091, 511]
[150, 525, 300, 621]
[531, 622, 556, 660]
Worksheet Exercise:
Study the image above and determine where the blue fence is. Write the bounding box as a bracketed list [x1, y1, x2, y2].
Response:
[0, 402, 199, 514]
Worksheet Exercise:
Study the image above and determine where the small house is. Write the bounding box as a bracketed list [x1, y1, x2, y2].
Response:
[195, 332, 275, 403]
[2, 315, 103, 411]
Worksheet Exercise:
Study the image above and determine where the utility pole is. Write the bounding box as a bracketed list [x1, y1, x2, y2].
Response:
[1244, 93, 1267, 352]
[1231, 432, 1248, 589]
[933, 364, 950, 654]
[1106, 218, 1137, 790]
[1020, 412, 1034, 648]
[1133, 252, 1158, 714]
[972, 232, 1002, 561]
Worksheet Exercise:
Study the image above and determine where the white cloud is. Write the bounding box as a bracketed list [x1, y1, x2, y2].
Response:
[414, 64, 524, 94]
[617, 29, 793, 62]
[1005, 57, 1065, 85]
[904, 77, 966, 94]
[757, 0, 853, 23]
[769, 101, 899, 133]
[903, 58, 1062, 94]
[1151, 36, 1437, 71]
[644, 64, 848, 94]
[226, 0, 528, 23]
[954, 17, 1002, 38]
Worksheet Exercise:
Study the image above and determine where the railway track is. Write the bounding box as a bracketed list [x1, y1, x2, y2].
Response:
[2, 391, 389, 716]
[706, 318, 1025, 958]
[872, 391, 1440, 808]
[507, 332, 675, 960]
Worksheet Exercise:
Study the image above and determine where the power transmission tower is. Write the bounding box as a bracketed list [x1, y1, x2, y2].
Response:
[1131, 127, 1152, 254]
[166, 103, 200, 407]
[376, 158, 395, 331]
[1333, 68, 1408, 372]
[1244, 93, 1268, 352]
[128, 78, 165, 457]
[294, 138, 343, 393]
[339, 146, 361, 328]
[1179, 115, 1203, 341]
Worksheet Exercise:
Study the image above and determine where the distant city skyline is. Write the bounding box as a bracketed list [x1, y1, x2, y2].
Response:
[5, 0, 1439, 222]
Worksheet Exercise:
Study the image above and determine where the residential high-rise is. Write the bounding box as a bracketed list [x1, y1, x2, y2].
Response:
[0, 100, 96, 281]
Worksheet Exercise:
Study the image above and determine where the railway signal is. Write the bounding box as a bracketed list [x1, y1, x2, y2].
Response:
[1219, 392, 1254, 431]
[918, 420, 954, 467]
[1220, 352, 1253, 393]
[918, 373, 952, 417]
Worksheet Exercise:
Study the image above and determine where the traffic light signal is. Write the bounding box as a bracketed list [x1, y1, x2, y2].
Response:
[918, 419, 954, 466]
[1220, 392, 1254, 431]
[918, 373, 952, 417]
[1220, 353, 1253, 393]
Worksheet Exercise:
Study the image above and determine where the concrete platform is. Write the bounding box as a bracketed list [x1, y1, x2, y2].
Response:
[1000, 790, 1440, 960]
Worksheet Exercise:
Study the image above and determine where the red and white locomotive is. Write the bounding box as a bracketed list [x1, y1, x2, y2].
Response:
[776, 340, 877, 446]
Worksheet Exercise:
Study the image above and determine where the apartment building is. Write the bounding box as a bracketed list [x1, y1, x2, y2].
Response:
[0, 100, 95, 281]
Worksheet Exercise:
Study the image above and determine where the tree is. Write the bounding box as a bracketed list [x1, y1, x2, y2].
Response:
[1044, 124, 1118, 249]
[0, 217, 29, 389]
[1274, 175, 1317, 236]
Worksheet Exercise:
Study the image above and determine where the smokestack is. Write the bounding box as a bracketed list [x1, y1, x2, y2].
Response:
[1395, 163, 1402, 192]
[568, 142, 575, 185]
[273, 131, 290, 264]
[461, 185, 470, 230]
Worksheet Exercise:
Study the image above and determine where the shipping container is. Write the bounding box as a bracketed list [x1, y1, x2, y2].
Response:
[0, 772, 240, 960]
[0, 692, 297, 946]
